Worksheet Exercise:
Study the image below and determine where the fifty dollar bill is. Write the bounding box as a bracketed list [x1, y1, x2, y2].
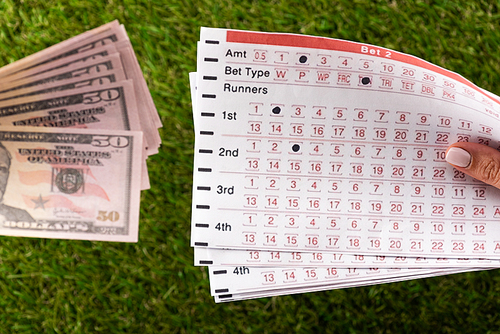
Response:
[0, 127, 143, 242]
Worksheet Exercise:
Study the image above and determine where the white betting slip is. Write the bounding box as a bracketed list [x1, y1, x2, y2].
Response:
[190, 28, 500, 301]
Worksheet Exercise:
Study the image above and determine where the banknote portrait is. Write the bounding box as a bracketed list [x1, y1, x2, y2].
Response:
[0, 143, 35, 222]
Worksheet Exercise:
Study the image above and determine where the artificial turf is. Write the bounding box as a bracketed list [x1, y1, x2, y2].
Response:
[1, 0, 500, 332]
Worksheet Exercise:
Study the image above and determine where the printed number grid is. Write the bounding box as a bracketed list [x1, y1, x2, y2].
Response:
[191, 28, 500, 301]
[194, 246, 500, 268]
[209, 104, 500, 256]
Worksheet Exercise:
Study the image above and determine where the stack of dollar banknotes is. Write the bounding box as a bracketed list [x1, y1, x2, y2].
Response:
[0, 21, 161, 242]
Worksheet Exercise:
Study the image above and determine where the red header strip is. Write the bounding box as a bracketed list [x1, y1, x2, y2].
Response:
[226, 30, 499, 105]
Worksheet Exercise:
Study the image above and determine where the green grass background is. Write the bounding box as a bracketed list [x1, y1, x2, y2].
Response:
[1, 0, 500, 332]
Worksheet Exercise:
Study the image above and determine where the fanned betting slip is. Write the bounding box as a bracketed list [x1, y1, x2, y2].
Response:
[190, 27, 500, 302]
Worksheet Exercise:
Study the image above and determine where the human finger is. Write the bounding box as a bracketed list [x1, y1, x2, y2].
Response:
[445, 142, 500, 189]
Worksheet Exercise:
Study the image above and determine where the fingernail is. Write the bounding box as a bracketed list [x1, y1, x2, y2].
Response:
[445, 147, 471, 168]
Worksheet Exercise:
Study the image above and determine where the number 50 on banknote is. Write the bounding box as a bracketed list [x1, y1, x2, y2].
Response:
[0, 127, 143, 242]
